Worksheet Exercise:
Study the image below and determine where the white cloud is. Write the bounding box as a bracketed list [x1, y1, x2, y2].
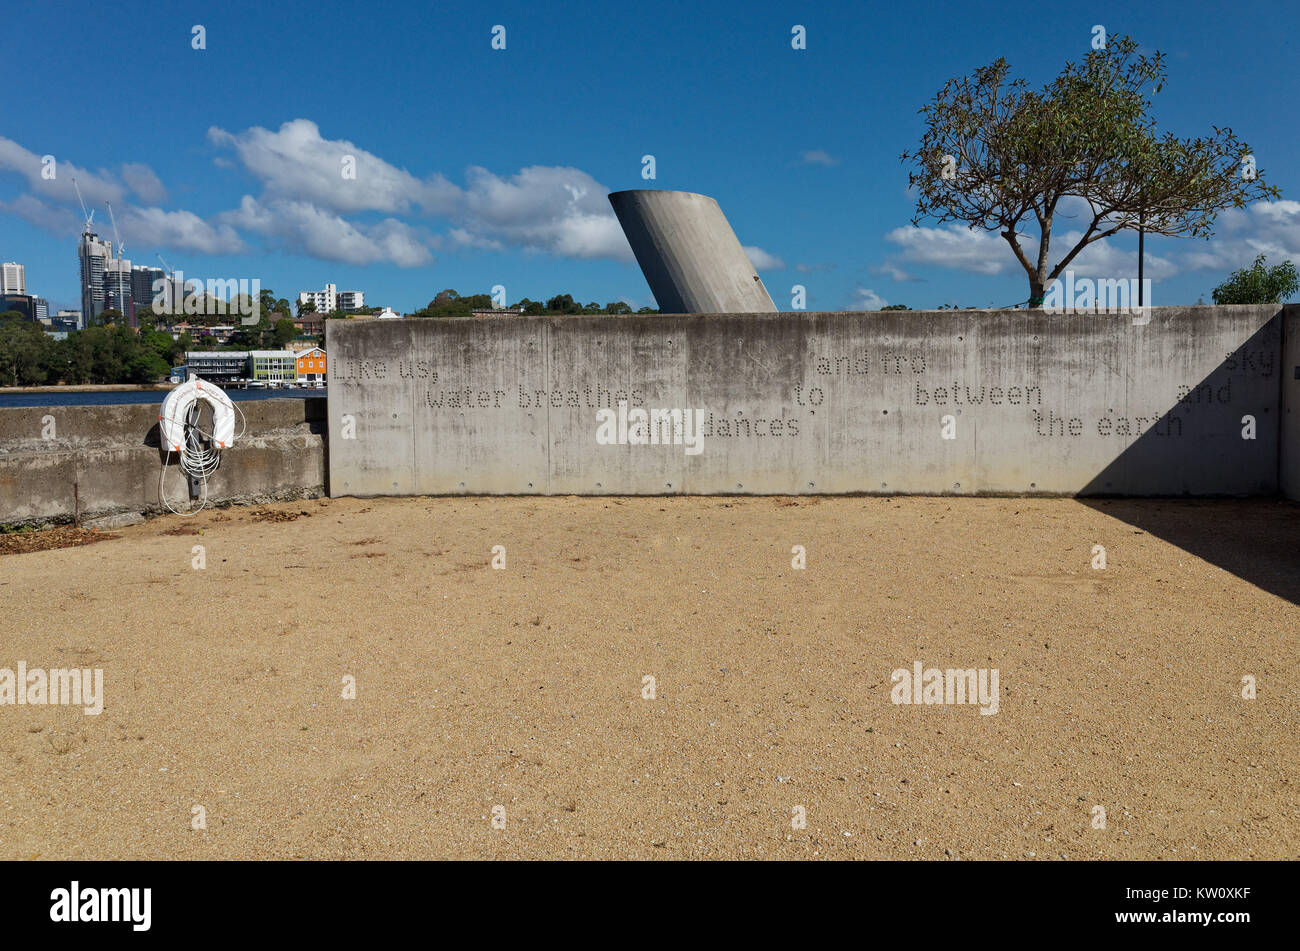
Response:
[0, 136, 126, 207]
[455, 165, 631, 259]
[1176, 200, 1300, 273]
[0, 185, 241, 258]
[885, 216, 1178, 282]
[121, 163, 168, 204]
[119, 206, 246, 256]
[871, 261, 919, 282]
[0, 137, 246, 259]
[207, 121, 634, 261]
[743, 245, 784, 270]
[1050, 231, 1178, 282]
[799, 150, 840, 167]
[207, 119, 458, 215]
[852, 287, 888, 310]
[885, 224, 1014, 275]
[886, 198, 1300, 286]
[447, 228, 504, 251]
[0, 193, 82, 236]
[218, 196, 430, 267]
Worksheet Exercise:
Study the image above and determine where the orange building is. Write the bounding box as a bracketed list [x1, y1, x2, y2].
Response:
[296, 347, 327, 384]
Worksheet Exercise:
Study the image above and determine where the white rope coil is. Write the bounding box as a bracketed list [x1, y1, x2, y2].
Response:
[157, 377, 246, 516]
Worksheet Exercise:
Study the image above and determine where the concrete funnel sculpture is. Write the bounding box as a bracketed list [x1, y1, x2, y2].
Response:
[609, 189, 777, 313]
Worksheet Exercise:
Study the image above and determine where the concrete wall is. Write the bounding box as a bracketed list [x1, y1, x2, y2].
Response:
[1283, 306, 1300, 501]
[609, 190, 777, 313]
[326, 306, 1286, 498]
[0, 398, 326, 526]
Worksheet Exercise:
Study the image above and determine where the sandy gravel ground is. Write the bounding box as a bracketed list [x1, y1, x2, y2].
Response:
[1, 496, 1296, 860]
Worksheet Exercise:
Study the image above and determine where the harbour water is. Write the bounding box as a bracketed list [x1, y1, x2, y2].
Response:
[0, 387, 326, 407]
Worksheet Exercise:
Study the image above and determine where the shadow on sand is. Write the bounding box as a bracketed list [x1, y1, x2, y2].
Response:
[1077, 311, 1297, 605]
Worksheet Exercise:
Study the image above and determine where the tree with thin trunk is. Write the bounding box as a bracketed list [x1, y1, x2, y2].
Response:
[901, 35, 1280, 306]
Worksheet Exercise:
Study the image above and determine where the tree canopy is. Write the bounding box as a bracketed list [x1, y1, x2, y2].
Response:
[0, 315, 182, 386]
[1211, 255, 1299, 305]
[410, 291, 654, 319]
[901, 35, 1280, 305]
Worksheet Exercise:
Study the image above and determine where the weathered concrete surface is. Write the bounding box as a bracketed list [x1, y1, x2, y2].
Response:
[326, 306, 1285, 498]
[609, 190, 777, 313]
[1282, 306, 1300, 502]
[0, 398, 326, 526]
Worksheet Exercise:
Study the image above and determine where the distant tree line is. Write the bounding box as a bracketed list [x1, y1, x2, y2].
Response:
[410, 289, 656, 318]
[0, 313, 183, 386]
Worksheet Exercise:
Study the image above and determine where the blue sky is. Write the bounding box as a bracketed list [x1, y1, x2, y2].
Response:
[3, 0, 1298, 314]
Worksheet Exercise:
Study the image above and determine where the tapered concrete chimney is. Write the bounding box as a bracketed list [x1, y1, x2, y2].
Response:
[609, 189, 777, 313]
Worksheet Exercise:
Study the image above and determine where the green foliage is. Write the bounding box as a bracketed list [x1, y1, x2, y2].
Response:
[1211, 255, 1299, 305]
[409, 291, 651, 320]
[260, 288, 293, 320]
[545, 294, 579, 314]
[0, 316, 183, 387]
[272, 318, 297, 348]
[881, 304, 912, 311]
[0, 316, 56, 385]
[902, 35, 1281, 304]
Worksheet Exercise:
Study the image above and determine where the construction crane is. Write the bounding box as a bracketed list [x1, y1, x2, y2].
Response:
[105, 202, 129, 319]
[156, 253, 180, 317]
[72, 178, 94, 232]
[106, 202, 124, 258]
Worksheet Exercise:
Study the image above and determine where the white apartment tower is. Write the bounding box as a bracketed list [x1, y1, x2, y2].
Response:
[299, 282, 364, 314]
[1, 262, 25, 295]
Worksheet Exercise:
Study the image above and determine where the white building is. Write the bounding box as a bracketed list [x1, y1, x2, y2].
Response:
[374, 306, 401, 319]
[1, 262, 25, 295]
[103, 256, 134, 316]
[299, 283, 365, 314]
[337, 289, 365, 311]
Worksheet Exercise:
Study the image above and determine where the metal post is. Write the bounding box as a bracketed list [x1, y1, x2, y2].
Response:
[1137, 192, 1145, 307]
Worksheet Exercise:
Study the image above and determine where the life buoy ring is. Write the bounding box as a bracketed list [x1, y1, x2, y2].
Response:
[159, 376, 236, 452]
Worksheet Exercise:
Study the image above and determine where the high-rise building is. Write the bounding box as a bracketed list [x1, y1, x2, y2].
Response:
[78, 231, 112, 325]
[1, 262, 25, 294]
[337, 290, 365, 311]
[131, 266, 166, 319]
[104, 257, 134, 325]
[0, 294, 35, 320]
[33, 297, 49, 321]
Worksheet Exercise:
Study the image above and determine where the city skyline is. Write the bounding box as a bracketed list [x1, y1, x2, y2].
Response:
[3, 0, 1299, 316]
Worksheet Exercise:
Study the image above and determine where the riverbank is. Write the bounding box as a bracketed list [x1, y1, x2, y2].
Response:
[0, 387, 325, 407]
[1, 383, 176, 393]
